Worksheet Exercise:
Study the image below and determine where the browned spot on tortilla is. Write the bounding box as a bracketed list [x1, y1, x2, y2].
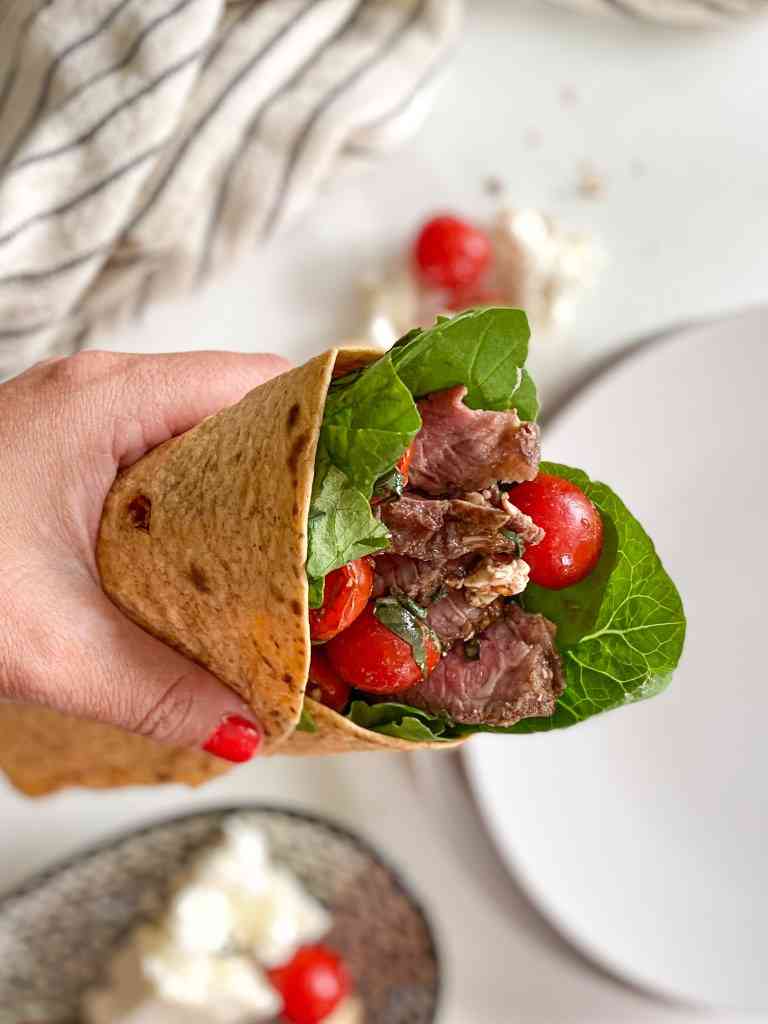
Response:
[292, 501, 299, 518]
[287, 402, 301, 429]
[189, 563, 210, 593]
[283, 672, 293, 684]
[259, 653, 276, 672]
[269, 582, 285, 605]
[287, 432, 309, 475]
[290, 599, 302, 616]
[126, 494, 151, 532]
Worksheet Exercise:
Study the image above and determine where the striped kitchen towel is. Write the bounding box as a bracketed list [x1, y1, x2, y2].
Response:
[0, 0, 461, 380]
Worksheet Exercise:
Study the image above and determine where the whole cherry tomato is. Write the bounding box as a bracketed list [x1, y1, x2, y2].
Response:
[268, 944, 350, 1024]
[510, 473, 603, 590]
[413, 214, 493, 292]
[309, 558, 373, 643]
[326, 600, 440, 695]
[307, 649, 350, 713]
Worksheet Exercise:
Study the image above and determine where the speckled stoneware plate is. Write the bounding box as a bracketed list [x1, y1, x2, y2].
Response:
[0, 806, 440, 1024]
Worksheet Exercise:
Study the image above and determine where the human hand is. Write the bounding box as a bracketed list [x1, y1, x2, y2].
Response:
[0, 349, 290, 763]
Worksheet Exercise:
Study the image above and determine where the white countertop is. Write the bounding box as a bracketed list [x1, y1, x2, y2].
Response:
[3, 2, 767, 1021]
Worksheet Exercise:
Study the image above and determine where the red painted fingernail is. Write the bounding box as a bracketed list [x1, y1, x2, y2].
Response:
[203, 715, 262, 763]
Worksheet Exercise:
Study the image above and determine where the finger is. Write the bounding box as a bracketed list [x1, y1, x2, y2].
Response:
[13, 582, 264, 763]
[105, 350, 293, 467]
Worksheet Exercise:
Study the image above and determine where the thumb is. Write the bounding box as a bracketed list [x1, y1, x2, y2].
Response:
[37, 587, 263, 763]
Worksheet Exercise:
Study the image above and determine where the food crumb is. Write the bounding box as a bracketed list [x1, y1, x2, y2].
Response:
[484, 176, 505, 197]
[631, 158, 647, 177]
[577, 164, 605, 199]
[523, 128, 542, 149]
[559, 85, 579, 107]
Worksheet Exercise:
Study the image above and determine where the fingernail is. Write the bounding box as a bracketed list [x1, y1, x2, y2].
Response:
[203, 715, 262, 763]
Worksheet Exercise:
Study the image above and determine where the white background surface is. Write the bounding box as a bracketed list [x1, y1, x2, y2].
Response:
[2, 2, 768, 1021]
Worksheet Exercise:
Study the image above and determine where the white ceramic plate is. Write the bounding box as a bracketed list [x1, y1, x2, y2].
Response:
[466, 307, 768, 1012]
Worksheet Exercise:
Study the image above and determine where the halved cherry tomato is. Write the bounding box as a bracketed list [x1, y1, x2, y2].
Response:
[268, 944, 350, 1024]
[309, 558, 373, 643]
[510, 473, 603, 590]
[326, 600, 440, 695]
[413, 214, 493, 292]
[307, 649, 350, 713]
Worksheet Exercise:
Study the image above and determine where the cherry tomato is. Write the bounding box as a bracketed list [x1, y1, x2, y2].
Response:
[326, 601, 440, 695]
[413, 215, 493, 292]
[268, 944, 350, 1024]
[510, 473, 603, 590]
[309, 558, 373, 643]
[307, 649, 350, 713]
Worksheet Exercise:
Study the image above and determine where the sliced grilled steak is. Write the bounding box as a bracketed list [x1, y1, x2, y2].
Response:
[372, 554, 454, 605]
[379, 495, 517, 561]
[426, 591, 504, 646]
[410, 386, 540, 495]
[403, 603, 565, 727]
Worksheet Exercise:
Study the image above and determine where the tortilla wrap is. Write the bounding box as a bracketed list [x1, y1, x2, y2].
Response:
[0, 347, 463, 797]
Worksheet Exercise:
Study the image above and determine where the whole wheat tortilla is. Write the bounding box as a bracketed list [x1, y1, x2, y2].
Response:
[0, 346, 465, 797]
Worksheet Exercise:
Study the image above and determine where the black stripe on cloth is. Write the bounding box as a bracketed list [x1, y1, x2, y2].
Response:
[344, 47, 449, 152]
[201, 0, 261, 72]
[1, 0, 140, 170]
[196, 0, 367, 281]
[0, 319, 54, 339]
[0, 140, 170, 248]
[0, 0, 59, 123]
[53, 0, 202, 112]
[0, 0, 315, 288]
[263, 0, 428, 238]
[118, 0, 319, 237]
[11, 47, 205, 172]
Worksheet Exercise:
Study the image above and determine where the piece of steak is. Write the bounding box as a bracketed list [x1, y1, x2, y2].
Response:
[409, 386, 540, 495]
[403, 603, 565, 727]
[379, 495, 517, 561]
[426, 590, 504, 646]
[372, 553, 457, 605]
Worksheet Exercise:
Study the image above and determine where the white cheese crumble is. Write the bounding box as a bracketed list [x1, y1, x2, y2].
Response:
[82, 817, 333, 1024]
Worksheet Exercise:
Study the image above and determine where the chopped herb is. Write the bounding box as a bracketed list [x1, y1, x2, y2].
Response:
[502, 529, 526, 558]
[307, 575, 325, 609]
[398, 595, 428, 620]
[428, 584, 448, 605]
[372, 467, 406, 502]
[463, 638, 481, 660]
[374, 596, 429, 677]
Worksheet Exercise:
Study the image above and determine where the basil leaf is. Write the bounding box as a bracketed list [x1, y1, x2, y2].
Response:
[374, 597, 428, 676]
[297, 705, 317, 733]
[502, 529, 525, 558]
[390, 307, 530, 411]
[507, 462, 686, 732]
[372, 467, 406, 502]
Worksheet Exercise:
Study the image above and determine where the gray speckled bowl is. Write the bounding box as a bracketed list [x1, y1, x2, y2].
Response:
[0, 806, 440, 1024]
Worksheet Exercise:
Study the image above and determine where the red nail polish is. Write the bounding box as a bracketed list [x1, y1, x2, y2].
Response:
[203, 715, 262, 763]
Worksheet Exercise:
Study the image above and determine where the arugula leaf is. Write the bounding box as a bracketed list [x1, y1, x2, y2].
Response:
[508, 462, 686, 732]
[297, 705, 317, 733]
[390, 307, 530, 411]
[306, 464, 390, 584]
[346, 700, 457, 742]
[501, 529, 525, 558]
[307, 575, 325, 610]
[512, 368, 539, 422]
